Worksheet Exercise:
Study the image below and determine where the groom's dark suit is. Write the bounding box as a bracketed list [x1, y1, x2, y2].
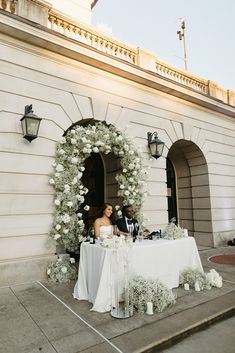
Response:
[116, 217, 139, 237]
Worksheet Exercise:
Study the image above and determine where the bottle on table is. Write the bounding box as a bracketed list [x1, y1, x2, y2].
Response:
[89, 227, 95, 244]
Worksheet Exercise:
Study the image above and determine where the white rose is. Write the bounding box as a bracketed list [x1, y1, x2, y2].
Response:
[82, 147, 88, 154]
[59, 137, 66, 144]
[93, 147, 99, 153]
[120, 185, 125, 189]
[77, 220, 83, 226]
[77, 213, 82, 218]
[67, 201, 73, 208]
[129, 178, 134, 183]
[59, 149, 65, 155]
[49, 178, 55, 185]
[54, 234, 61, 240]
[80, 167, 85, 172]
[55, 224, 61, 230]
[77, 195, 85, 203]
[123, 169, 127, 173]
[124, 190, 130, 196]
[84, 205, 90, 211]
[56, 164, 64, 172]
[129, 163, 134, 170]
[61, 266, 67, 273]
[85, 130, 90, 135]
[47, 269, 51, 275]
[132, 171, 137, 176]
[70, 258, 75, 264]
[71, 138, 77, 145]
[77, 172, 82, 179]
[117, 210, 122, 216]
[71, 157, 78, 164]
[54, 199, 60, 206]
[129, 199, 134, 204]
[70, 129, 75, 135]
[63, 229, 69, 234]
[61, 214, 70, 223]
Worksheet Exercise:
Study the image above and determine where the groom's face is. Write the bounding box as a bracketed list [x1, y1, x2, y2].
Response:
[124, 207, 134, 219]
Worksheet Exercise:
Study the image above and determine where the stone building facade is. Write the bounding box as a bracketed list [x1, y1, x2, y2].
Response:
[0, 0, 235, 285]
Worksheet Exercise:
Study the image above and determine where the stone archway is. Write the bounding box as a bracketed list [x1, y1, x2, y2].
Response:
[167, 139, 213, 247]
[49, 120, 145, 252]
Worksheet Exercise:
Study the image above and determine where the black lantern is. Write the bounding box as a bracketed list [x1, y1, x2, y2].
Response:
[147, 132, 165, 159]
[20, 104, 42, 142]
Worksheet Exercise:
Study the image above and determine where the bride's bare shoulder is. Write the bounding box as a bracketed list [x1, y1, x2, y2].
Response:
[94, 218, 101, 226]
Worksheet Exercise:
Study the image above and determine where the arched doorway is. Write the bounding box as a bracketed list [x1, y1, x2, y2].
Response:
[166, 158, 178, 223]
[82, 153, 104, 229]
[167, 139, 213, 247]
[81, 152, 122, 230]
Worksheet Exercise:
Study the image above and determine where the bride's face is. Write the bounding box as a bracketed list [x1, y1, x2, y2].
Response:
[103, 205, 113, 218]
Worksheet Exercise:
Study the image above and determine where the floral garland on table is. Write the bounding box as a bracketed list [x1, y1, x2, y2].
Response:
[47, 256, 77, 283]
[49, 122, 146, 253]
[163, 221, 184, 240]
[129, 276, 176, 314]
[180, 268, 223, 291]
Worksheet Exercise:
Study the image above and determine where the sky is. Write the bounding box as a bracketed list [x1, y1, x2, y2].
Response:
[92, 0, 235, 91]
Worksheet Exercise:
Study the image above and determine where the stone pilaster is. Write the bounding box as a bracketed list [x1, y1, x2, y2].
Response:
[17, 0, 51, 27]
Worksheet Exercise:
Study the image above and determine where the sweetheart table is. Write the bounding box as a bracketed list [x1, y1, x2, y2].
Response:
[73, 237, 203, 313]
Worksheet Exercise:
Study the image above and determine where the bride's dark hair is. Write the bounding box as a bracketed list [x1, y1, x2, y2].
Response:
[96, 203, 116, 225]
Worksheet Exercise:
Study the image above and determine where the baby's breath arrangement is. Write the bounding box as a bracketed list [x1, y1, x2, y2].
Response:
[47, 256, 77, 283]
[180, 268, 223, 291]
[163, 221, 184, 240]
[129, 276, 176, 313]
[49, 122, 146, 253]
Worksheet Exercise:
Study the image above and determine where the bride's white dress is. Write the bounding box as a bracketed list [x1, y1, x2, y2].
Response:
[99, 225, 113, 241]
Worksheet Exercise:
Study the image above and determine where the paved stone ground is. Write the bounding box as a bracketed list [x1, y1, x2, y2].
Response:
[0, 246, 234, 353]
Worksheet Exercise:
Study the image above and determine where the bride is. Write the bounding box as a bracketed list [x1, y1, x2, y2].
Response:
[94, 203, 117, 240]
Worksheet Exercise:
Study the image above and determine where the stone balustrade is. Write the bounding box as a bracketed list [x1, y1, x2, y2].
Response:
[48, 11, 137, 65]
[156, 60, 208, 95]
[0, 0, 17, 13]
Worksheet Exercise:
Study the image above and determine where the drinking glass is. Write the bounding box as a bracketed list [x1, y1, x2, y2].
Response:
[137, 230, 143, 242]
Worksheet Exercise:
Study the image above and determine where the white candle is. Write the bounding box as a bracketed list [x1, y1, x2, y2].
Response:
[194, 282, 200, 291]
[146, 302, 153, 315]
[184, 283, 190, 290]
[183, 229, 188, 237]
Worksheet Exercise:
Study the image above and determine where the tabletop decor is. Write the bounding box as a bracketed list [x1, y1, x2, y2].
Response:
[129, 276, 176, 314]
[163, 221, 184, 240]
[49, 122, 147, 253]
[101, 235, 132, 249]
[180, 268, 223, 291]
[47, 255, 77, 283]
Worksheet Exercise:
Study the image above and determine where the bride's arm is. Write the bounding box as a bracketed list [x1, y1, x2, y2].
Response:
[94, 219, 101, 239]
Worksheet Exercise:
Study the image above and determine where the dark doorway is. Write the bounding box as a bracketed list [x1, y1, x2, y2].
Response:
[166, 158, 178, 223]
[81, 153, 104, 229]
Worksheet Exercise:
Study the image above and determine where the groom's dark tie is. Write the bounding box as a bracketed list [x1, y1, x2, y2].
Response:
[127, 219, 133, 225]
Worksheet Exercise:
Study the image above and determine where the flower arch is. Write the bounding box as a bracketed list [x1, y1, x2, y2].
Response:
[49, 122, 145, 253]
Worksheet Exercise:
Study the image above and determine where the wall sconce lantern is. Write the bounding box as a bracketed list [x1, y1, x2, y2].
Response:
[147, 132, 165, 159]
[20, 104, 42, 142]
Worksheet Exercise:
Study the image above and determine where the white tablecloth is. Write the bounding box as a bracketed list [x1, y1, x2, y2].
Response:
[73, 237, 203, 312]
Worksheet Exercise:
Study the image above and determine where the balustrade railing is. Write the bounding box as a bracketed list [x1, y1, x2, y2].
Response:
[48, 11, 137, 65]
[156, 60, 208, 95]
[0, 0, 17, 14]
[1, 2, 234, 105]
[47, 11, 209, 96]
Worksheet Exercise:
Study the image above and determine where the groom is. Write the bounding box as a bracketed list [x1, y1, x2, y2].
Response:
[116, 205, 139, 238]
